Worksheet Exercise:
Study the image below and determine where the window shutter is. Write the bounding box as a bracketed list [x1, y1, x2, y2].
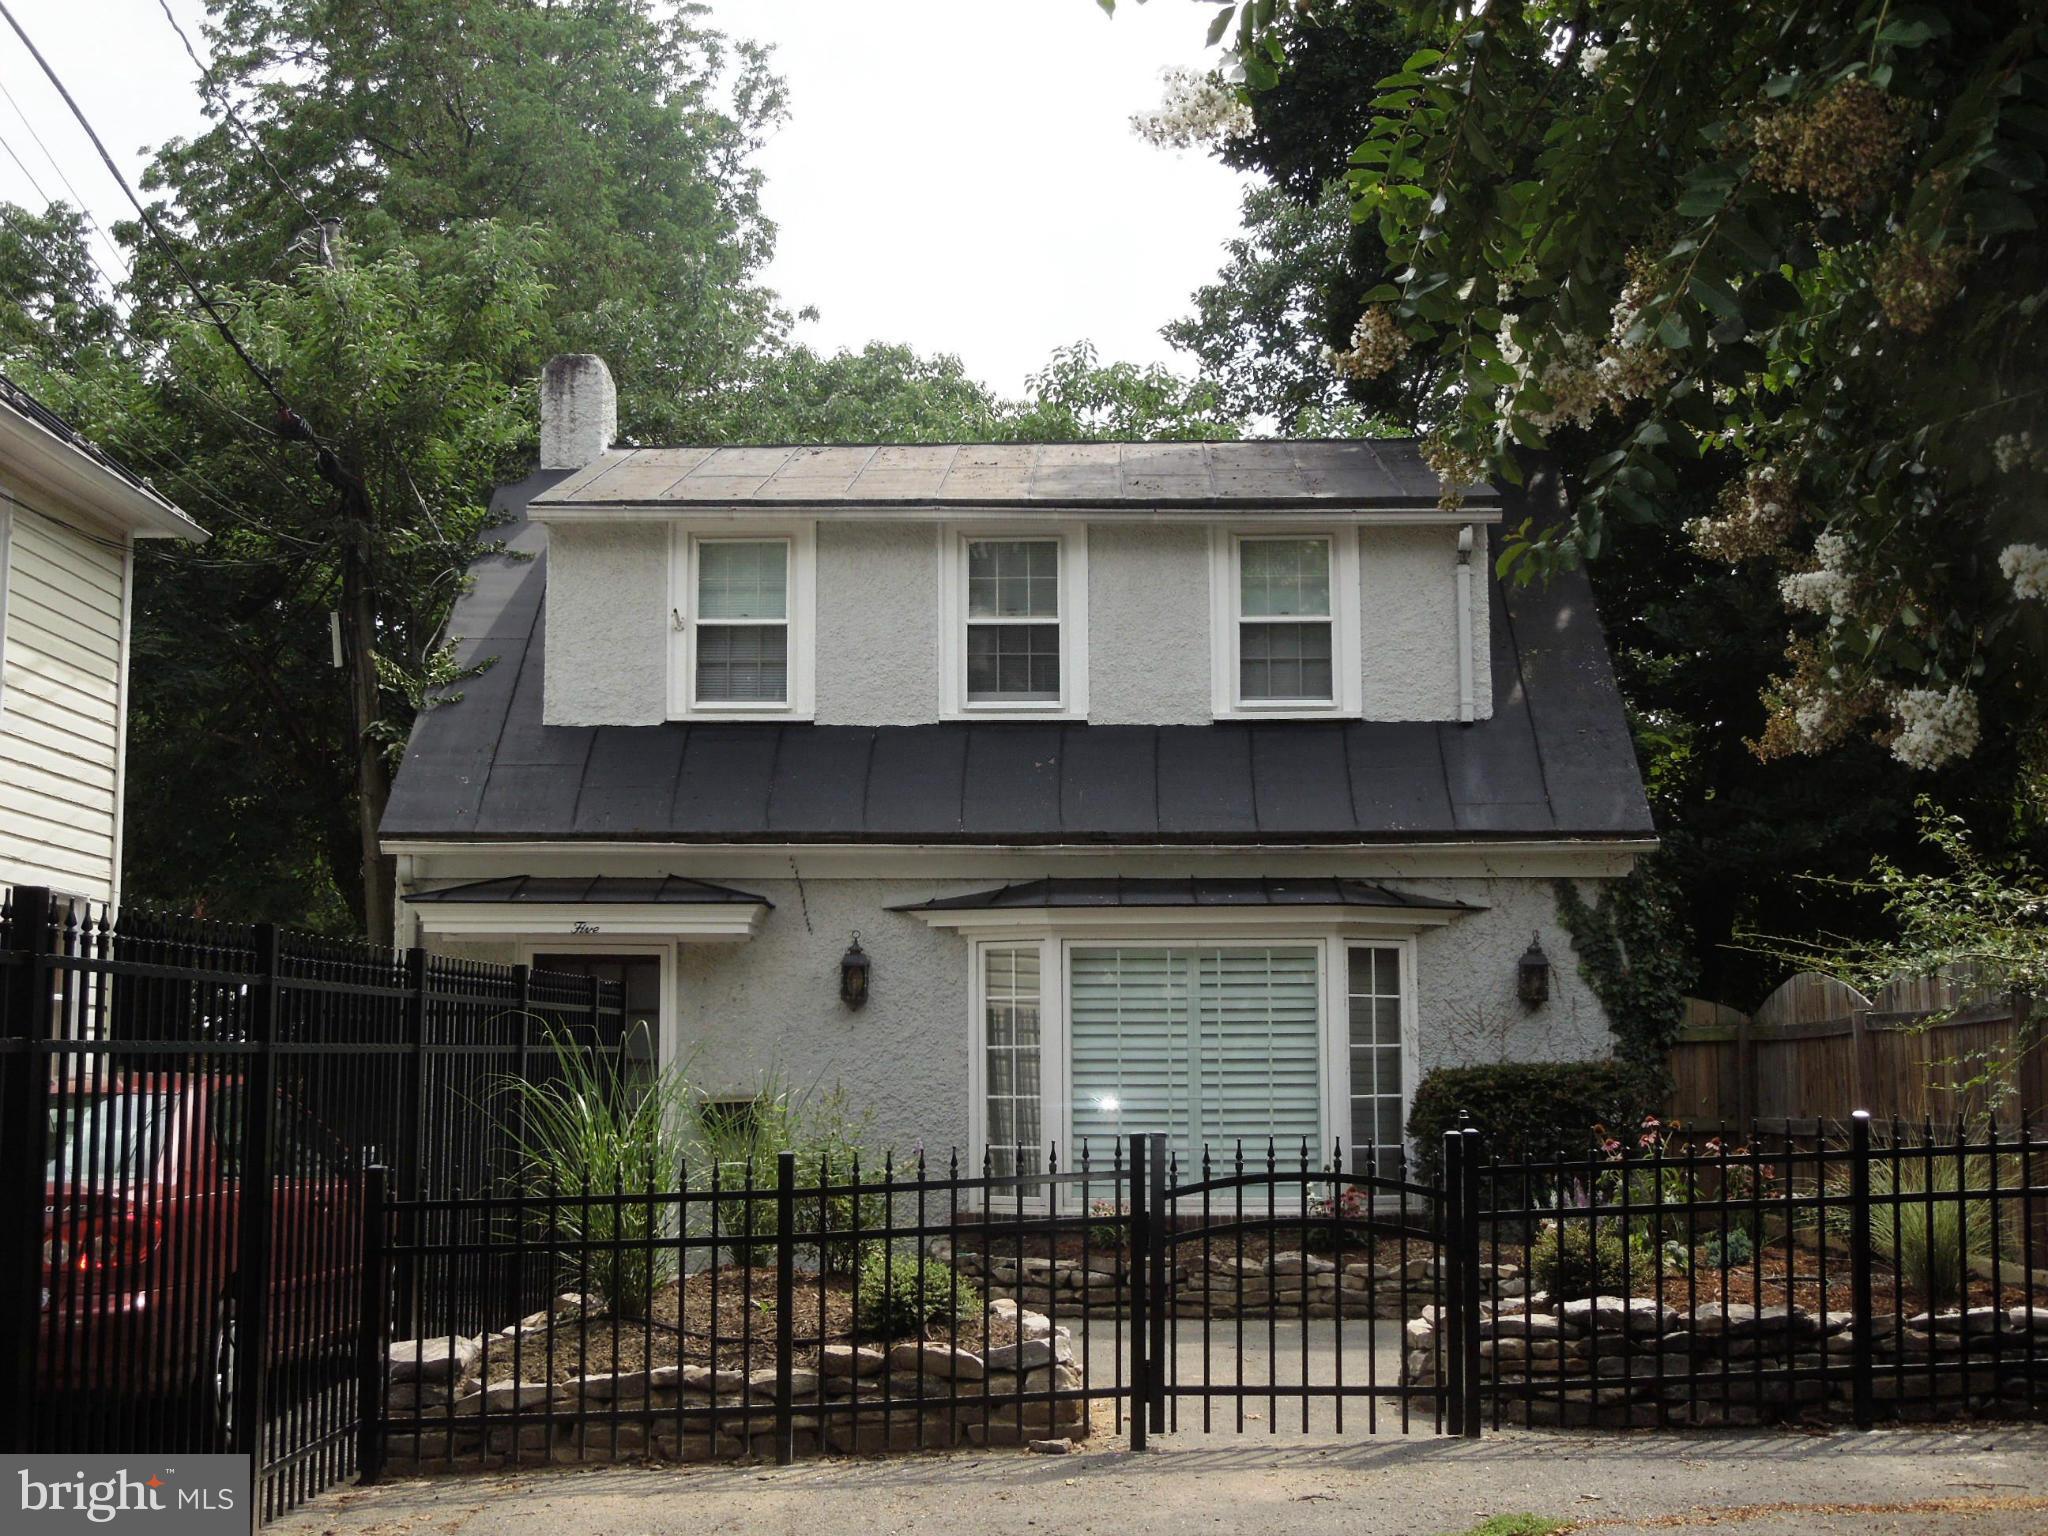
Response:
[1070, 946, 1322, 1168]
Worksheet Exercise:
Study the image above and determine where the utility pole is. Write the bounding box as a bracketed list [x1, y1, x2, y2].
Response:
[280, 218, 395, 940]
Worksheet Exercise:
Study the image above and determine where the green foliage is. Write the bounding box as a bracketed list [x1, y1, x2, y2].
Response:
[691, 1076, 886, 1274]
[854, 1249, 978, 1341]
[1554, 865, 1696, 1079]
[1192, 0, 2048, 786]
[1407, 1062, 1649, 1178]
[1140, 0, 2048, 1008]
[1435, 1518, 1570, 1536]
[492, 1028, 694, 1321]
[1528, 1218, 1630, 1303]
[1830, 1149, 2007, 1310]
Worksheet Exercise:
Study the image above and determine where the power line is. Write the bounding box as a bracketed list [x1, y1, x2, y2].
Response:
[0, 0, 302, 429]
[0, 73, 126, 272]
[153, 0, 321, 229]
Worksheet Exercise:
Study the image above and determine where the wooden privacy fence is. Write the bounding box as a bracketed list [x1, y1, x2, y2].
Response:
[1668, 971, 2043, 1128]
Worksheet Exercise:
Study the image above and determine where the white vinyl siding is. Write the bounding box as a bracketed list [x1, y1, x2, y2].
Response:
[0, 510, 126, 902]
[1068, 946, 1323, 1167]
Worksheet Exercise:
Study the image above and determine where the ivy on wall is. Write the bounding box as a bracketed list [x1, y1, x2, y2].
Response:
[1554, 864, 1696, 1081]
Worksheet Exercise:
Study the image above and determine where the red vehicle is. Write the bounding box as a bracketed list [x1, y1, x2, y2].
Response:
[39, 1072, 361, 1443]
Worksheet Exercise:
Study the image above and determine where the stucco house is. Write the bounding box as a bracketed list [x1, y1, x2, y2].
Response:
[0, 375, 205, 907]
[382, 355, 1654, 1172]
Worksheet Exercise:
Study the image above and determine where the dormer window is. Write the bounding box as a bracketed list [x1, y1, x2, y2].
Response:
[668, 523, 816, 719]
[1210, 529, 1362, 718]
[696, 539, 788, 704]
[940, 526, 1088, 718]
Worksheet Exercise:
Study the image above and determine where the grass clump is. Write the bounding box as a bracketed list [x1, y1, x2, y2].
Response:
[1528, 1218, 1629, 1301]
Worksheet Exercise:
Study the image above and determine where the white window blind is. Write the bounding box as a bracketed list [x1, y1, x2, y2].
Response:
[1069, 947, 1322, 1166]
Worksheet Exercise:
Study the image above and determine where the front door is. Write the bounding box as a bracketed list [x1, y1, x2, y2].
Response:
[531, 953, 664, 1072]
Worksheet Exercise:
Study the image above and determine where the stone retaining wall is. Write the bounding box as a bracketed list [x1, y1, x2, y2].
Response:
[1402, 1293, 2048, 1427]
[379, 1297, 1088, 1472]
[938, 1241, 1519, 1321]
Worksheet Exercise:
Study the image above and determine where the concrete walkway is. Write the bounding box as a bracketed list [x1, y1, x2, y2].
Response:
[279, 1426, 2048, 1536]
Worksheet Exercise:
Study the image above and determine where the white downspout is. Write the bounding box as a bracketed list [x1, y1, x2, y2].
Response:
[1455, 524, 1476, 724]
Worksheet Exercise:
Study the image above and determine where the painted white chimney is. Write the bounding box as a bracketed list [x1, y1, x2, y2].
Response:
[538, 354, 617, 469]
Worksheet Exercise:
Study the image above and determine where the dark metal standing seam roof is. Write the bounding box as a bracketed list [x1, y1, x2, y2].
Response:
[404, 875, 771, 906]
[891, 878, 1476, 913]
[380, 463, 1655, 847]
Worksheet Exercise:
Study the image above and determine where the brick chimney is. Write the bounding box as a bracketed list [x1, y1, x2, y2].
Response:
[538, 354, 617, 469]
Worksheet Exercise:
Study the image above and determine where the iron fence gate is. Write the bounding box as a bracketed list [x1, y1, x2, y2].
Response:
[1129, 1130, 1480, 1444]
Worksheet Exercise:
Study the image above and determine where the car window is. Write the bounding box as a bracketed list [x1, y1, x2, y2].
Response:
[45, 1095, 173, 1183]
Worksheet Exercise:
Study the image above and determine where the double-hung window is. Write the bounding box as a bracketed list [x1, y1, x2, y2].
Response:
[942, 528, 1087, 716]
[670, 525, 815, 718]
[1213, 530, 1362, 717]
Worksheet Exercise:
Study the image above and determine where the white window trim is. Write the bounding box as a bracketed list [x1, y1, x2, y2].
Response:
[938, 523, 1089, 720]
[964, 929, 1417, 1209]
[1208, 526, 1363, 719]
[667, 521, 817, 720]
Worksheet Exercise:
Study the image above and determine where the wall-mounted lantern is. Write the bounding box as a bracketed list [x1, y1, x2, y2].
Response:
[1517, 933, 1551, 1010]
[839, 931, 871, 1010]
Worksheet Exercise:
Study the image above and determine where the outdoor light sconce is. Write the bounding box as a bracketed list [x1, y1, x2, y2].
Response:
[1517, 933, 1551, 1010]
[839, 931, 871, 1010]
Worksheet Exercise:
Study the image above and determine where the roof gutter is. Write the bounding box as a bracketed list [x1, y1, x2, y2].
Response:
[1456, 523, 1476, 724]
[0, 401, 205, 541]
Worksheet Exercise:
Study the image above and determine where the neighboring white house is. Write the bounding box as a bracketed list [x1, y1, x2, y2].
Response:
[0, 375, 205, 908]
[382, 355, 1655, 1173]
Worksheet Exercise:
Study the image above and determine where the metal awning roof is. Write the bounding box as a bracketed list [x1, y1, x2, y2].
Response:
[406, 875, 771, 907]
[892, 878, 1475, 914]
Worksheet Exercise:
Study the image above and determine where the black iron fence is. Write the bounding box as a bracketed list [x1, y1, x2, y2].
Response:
[359, 1134, 1474, 1476]
[1452, 1114, 2048, 1428]
[0, 885, 626, 1522]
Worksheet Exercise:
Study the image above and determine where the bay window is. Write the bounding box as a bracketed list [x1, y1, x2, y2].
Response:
[971, 935, 1410, 1197]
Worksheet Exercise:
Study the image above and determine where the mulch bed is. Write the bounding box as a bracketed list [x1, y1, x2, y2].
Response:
[1480, 1235, 2044, 1317]
[476, 1266, 1021, 1387]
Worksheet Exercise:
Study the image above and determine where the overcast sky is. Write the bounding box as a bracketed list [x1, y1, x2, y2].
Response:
[0, 0, 1249, 396]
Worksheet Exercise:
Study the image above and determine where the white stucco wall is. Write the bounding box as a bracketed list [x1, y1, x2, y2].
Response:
[420, 870, 1608, 1160]
[543, 522, 667, 725]
[539, 516, 1494, 727]
[1360, 524, 1492, 721]
[814, 523, 941, 725]
[1086, 524, 1211, 726]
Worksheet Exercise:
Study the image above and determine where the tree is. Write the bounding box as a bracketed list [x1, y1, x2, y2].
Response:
[1128, 0, 2048, 1003]
[1167, 0, 2048, 783]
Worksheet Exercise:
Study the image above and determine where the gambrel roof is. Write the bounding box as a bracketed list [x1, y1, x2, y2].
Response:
[383, 453, 1652, 848]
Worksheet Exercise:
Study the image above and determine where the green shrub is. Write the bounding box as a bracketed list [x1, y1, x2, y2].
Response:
[1829, 1150, 2008, 1310]
[855, 1249, 979, 1339]
[692, 1077, 885, 1274]
[493, 1028, 694, 1320]
[1528, 1219, 1629, 1301]
[1407, 1062, 1651, 1179]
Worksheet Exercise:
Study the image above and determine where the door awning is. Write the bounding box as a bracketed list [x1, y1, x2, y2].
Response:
[405, 875, 771, 940]
[892, 877, 1476, 934]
